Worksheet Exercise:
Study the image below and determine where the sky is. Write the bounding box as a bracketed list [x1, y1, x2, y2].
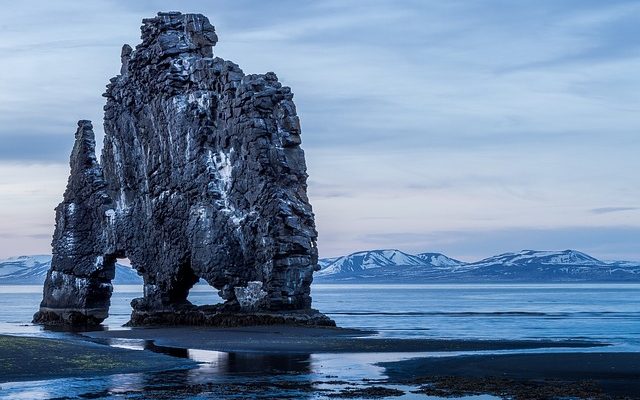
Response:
[0, 0, 639, 261]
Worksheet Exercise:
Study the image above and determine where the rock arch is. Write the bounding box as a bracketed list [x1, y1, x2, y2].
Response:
[34, 12, 333, 327]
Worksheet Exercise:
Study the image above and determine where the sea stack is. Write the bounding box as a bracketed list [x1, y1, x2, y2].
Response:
[34, 12, 333, 327]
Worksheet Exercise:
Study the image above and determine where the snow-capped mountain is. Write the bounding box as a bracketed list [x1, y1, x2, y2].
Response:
[316, 249, 640, 283]
[0, 255, 143, 285]
[460, 249, 640, 282]
[318, 256, 341, 269]
[316, 249, 426, 277]
[416, 252, 465, 267]
[4, 250, 639, 285]
[471, 250, 602, 267]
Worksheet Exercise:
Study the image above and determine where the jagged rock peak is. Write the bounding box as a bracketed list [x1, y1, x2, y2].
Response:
[138, 12, 218, 59]
[35, 12, 333, 328]
[71, 120, 99, 168]
[33, 121, 115, 326]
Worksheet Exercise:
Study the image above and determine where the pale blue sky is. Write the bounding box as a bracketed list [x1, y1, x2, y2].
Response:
[0, 0, 638, 260]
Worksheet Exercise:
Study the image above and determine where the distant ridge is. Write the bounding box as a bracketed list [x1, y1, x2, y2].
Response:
[3, 251, 639, 285]
[316, 249, 640, 283]
[0, 255, 142, 285]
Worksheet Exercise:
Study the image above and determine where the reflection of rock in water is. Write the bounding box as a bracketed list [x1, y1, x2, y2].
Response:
[142, 340, 311, 375]
[123, 344, 315, 398]
[33, 11, 333, 329]
[218, 352, 311, 375]
[143, 340, 189, 359]
[129, 369, 320, 399]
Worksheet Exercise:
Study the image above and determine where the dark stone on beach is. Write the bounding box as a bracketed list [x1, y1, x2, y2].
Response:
[328, 386, 405, 398]
[410, 376, 607, 400]
[34, 12, 331, 327]
[382, 352, 640, 399]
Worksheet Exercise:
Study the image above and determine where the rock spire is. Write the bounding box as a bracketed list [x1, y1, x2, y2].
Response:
[34, 12, 332, 327]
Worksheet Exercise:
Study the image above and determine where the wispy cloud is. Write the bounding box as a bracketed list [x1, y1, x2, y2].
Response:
[0, 1, 639, 259]
[0, 133, 73, 163]
[590, 207, 638, 215]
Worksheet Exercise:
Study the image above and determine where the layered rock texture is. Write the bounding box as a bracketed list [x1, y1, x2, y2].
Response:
[34, 12, 333, 327]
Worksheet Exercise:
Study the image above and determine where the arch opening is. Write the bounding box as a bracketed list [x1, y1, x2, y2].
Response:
[187, 280, 223, 307]
[104, 256, 144, 328]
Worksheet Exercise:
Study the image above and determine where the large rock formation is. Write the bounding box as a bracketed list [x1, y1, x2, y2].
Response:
[34, 12, 333, 327]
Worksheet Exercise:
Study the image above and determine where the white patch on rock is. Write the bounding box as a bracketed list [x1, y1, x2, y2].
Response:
[185, 129, 192, 161]
[230, 215, 245, 225]
[63, 231, 76, 250]
[111, 140, 129, 212]
[197, 205, 207, 220]
[234, 281, 267, 311]
[172, 95, 188, 113]
[212, 150, 233, 188]
[50, 270, 89, 300]
[105, 209, 116, 225]
[187, 91, 210, 113]
[206, 148, 246, 225]
[144, 283, 158, 297]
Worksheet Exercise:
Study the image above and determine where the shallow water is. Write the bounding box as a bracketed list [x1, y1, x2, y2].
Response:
[313, 284, 640, 351]
[0, 284, 638, 399]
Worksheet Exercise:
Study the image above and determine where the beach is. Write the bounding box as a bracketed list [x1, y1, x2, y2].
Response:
[382, 352, 640, 399]
[2, 327, 638, 398]
[1, 284, 639, 399]
[0, 334, 194, 383]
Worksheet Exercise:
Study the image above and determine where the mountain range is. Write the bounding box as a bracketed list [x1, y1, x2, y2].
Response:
[315, 249, 640, 283]
[2, 250, 639, 285]
[0, 255, 142, 285]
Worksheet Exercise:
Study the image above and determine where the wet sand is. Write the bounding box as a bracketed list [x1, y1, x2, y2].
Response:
[0, 334, 195, 383]
[85, 325, 604, 353]
[3, 328, 636, 399]
[381, 352, 640, 398]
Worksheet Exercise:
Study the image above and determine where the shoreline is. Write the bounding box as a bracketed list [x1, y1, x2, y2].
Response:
[84, 325, 605, 354]
[381, 352, 640, 398]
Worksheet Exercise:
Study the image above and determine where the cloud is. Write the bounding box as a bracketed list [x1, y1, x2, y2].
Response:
[308, 181, 357, 199]
[0, 133, 73, 163]
[0, 1, 639, 261]
[590, 207, 638, 215]
[0, 233, 51, 240]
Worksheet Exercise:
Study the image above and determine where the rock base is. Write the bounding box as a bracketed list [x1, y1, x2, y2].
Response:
[33, 309, 105, 327]
[126, 307, 336, 328]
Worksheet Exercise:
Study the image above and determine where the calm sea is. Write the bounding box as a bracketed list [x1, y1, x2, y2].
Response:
[1, 284, 639, 399]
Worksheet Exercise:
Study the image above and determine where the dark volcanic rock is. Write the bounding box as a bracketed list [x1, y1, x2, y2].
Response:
[33, 121, 115, 325]
[34, 12, 332, 327]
